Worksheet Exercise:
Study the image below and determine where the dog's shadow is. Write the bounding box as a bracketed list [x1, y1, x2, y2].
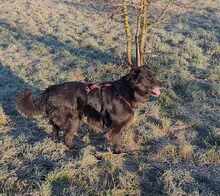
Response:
[0, 62, 48, 144]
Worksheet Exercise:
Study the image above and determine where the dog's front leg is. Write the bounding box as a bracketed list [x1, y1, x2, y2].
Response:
[105, 112, 135, 153]
[105, 128, 123, 154]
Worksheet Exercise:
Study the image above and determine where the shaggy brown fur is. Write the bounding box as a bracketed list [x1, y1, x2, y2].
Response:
[16, 65, 162, 153]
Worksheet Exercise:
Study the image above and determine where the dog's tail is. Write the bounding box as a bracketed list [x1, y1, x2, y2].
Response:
[16, 90, 46, 118]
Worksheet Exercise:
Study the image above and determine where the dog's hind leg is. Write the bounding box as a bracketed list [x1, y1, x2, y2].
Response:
[48, 109, 80, 148]
[64, 116, 80, 149]
[49, 120, 60, 141]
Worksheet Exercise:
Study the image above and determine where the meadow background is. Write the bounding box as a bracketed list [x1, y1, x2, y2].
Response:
[0, 0, 219, 195]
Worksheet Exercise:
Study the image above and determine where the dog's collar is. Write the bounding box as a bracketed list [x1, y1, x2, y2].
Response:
[86, 83, 132, 108]
[85, 84, 99, 93]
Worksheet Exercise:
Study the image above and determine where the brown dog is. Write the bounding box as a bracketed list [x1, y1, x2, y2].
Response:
[16, 65, 162, 152]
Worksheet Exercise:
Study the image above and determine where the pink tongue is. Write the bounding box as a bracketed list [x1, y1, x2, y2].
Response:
[152, 87, 161, 96]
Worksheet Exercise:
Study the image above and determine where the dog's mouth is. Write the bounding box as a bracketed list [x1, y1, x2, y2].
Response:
[150, 86, 161, 97]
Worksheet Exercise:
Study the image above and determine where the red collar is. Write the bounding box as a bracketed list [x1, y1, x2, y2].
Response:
[85, 83, 132, 108]
[86, 83, 112, 94]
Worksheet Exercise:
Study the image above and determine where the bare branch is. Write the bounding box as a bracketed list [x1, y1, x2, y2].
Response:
[136, 8, 141, 67]
[123, 0, 133, 65]
[152, 0, 172, 27]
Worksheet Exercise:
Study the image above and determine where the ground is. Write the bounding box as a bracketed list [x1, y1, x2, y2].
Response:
[0, 0, 219, 195]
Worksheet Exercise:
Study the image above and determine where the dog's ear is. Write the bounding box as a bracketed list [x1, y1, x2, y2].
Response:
[130, 67, 140, 81]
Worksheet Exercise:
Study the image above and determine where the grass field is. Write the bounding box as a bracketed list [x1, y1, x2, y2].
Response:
[0, 0, 219, 195]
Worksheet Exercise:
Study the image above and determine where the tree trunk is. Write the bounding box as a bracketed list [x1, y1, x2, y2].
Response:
[139, 0, 149, 65]
[136, 6, 141, 67]
[137, 0, 150, 66]
[123, 0, 132, 66]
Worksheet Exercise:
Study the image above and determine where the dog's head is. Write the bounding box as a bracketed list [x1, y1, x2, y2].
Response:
[129, 65, 162, 98]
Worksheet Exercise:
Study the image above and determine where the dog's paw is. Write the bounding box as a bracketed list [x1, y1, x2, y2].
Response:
[107, 145, 123, 154]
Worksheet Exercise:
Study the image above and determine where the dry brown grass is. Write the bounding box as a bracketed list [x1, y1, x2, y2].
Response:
[179, 143, 194, 161]
[155, 143, 194, 162]
[0, 106, 8, 127]
[155, 144, 178, 162]
[200, 147, 220, 165]
[163, 170, 195, 196]
[0, 0, 220, 195]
